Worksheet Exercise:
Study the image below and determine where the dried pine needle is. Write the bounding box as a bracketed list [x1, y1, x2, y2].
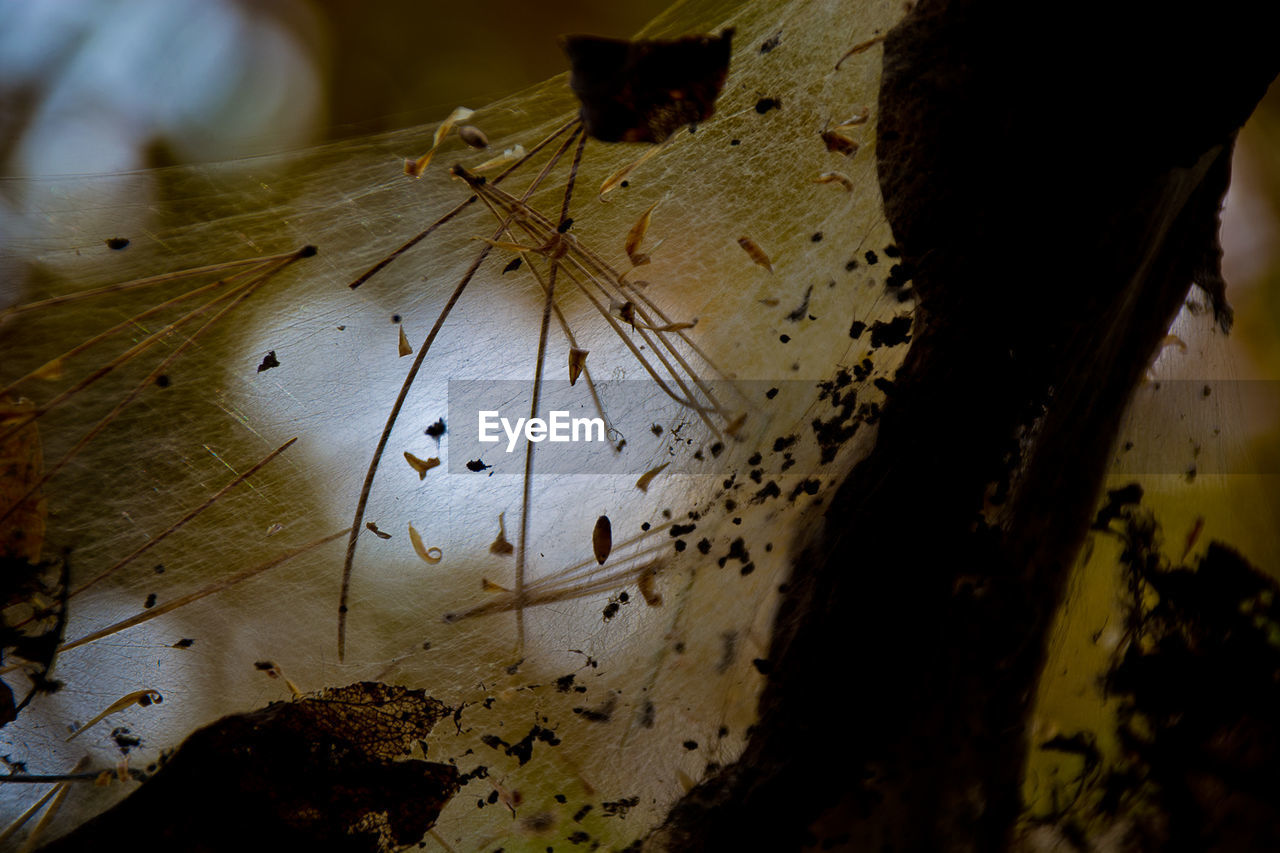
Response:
[635, 462, 670, 492]
[404, 451, 441, 480]
[408, 523, 443, 564]
[592, 515, 613, 565]
[65, 690, 163, 742]
[737, 236, 773, 273]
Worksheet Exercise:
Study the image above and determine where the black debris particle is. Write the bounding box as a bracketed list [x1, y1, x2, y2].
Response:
[574, 803, 595, 822]
[674, 540, 687, 552]
[257, 351, 281, 372]
[144, 593, 157, 609]
[391, 314, 402, 324]
[873, 377, 895, 395]
[674, 641, 686, 653]
[697, 538, 712, 555]
[883, 244, 900, 257]
[884, 262, 914, 289]
[747, 452, 762, 466]
[554, 794, 568, 805]
[724, 499, 737, 511]
[572, 694, 616, 723]
[811, 232, 823, 242]
[557, 218, 575, 233]
[789, 478, 821, 501]
[568, 830, 592, 844]
[670, 523, 696, 537]
[1092, 482, 1144, 530]
[752, 658, 772, 675]
[751, 481, 781, 503]
[759, 31, 781, 53]
[683, 740, 699, 750]
[730, 138, 740, 145]
[641, 522, 651, 531]
[732, 517, 741, 525]
[155, 374, 171, 388]
[717, 631, 737, 674]
[603, 601, 620, 621]
[601, 796, 640, 818]
[555, 674, 576, 693]
[772, 435, 797, 452]
[111, 726, 142, 754]
[868, 315, 913, 348]
[849, 320, 866, 339]
[487, 790, 499, 805]
[786, 284, 813, 322]
[779, 334, 790, 343]
[1203, 384, 1212, 397]
[755, 97, 781, 114]
[765, 387, 779, 399]
[749, 468, 763, 483]
[845, 258, 859, 271]
[105, 237, 130, 250]
[1186, 465, 1197, 483]
[651, 423, 663, 436]
[154, 564, 165, 574]
[864, 250, 879, 265]
[466, 459, 492, 472]
[710, 441, 724, 458]
[639, 701, 655, 729]
[482, 725, 560, 766]
[172, 639, 195, 649]
[502, 258, 523, 274]
[717, 538, 750, 569]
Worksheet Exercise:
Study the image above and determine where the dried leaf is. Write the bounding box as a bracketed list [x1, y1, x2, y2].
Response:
[408, 524, 442, 564]
[814, 171, 854, 191]
[489, 513, 514, 555]
[592, 515, 612, 565]
[635, 462, 670, 492]
[625, 201, 659, 266]
[398, 326, 412, 357]
[568, 348, 589, 385]
[737, 236, 773, 273]
[40, 683, 459, 852]
[403, 452, 440, 480]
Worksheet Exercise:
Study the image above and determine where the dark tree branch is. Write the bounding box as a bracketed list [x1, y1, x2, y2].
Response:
[651, 2, 1277, 849]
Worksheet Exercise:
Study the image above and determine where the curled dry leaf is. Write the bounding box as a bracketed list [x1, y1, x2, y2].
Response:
[404, 106, 474, 177]
[814, 171, 854, 191]
[408, 524, 443, 564]
[625, 201, 659, 266]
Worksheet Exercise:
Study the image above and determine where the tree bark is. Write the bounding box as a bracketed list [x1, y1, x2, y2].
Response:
[651, 1, 1278, 849]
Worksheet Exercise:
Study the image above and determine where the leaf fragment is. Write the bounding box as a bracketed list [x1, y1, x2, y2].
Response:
[737, 236, 773, 273]
[814, 171, 854, 191]
[593, 515, 613, 565]
[403, 452, 440, 480]
[398, 326, 412, 357]
[635, 462, 670, 492]
[568, 348, 589, 386]
[408, 524, 443, 564]
[625, 201, 659, 266]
